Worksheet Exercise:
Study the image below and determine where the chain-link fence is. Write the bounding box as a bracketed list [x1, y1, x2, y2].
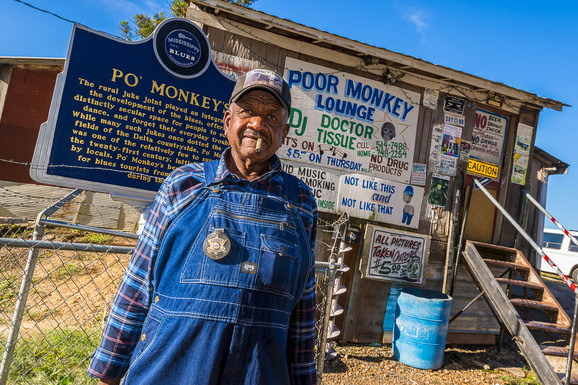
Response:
[0, 190, 341, 385]
[0, 222, 136, 384]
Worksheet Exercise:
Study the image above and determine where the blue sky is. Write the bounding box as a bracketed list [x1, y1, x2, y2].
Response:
[2, 0, 577, 229]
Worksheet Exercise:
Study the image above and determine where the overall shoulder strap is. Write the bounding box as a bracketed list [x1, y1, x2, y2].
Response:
[281, 171, 301, 204]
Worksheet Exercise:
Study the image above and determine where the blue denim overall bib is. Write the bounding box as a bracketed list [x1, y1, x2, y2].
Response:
[123, 161, 313, 384]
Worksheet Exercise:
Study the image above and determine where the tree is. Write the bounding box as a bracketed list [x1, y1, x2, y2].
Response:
[120, 0, 256, 40]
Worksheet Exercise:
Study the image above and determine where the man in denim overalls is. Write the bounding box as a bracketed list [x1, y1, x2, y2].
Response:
[89, 68, 318, 384]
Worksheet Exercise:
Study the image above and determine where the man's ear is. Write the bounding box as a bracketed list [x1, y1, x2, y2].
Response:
[282, 123, 290, 140]
[223, 110, 231, 135]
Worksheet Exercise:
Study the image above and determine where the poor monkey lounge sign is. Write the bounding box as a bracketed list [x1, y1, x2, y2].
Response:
[31, 18, 234, 200]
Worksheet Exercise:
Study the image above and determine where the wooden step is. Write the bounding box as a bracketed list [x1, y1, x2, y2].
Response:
[484, 259, 530, 271]
[510, 298, 559, 313]
[526, 321, 571, 334]
[495, 278, 544, 291]
[542, 345, 578, 357]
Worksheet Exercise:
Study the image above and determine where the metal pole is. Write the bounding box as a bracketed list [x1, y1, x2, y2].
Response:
[443, 190, 460, 294]
[524, 190, 578, 248]
[0, 238, 135, 253]
[514, 192, 528, 250]
[316, 222, 341, 385]
[448, 290, 486, 324]
[0, 189, 83, 385]
[564, 295, 578, 385]
[450, 179, 475, 297]
[39, 219, 139, 239]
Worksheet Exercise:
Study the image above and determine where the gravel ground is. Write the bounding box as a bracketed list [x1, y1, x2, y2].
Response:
[320, 343, 538, 385]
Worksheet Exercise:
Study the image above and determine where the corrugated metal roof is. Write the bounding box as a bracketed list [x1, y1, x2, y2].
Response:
[0, 182, 141, 231]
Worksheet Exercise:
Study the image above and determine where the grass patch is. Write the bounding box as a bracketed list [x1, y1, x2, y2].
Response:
[83, 233, 112, 245]
[0, 275, 18, 308]
[7, 328, 100, 384]
[53, 263, 81, 280]
[497, 368, 540, 385]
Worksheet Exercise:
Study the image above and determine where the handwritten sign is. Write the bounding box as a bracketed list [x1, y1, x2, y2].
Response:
[470, 108, 508, 167]
[338, 174, 424, 228]
[282, 57, 421, 184]
[361, 225, 429, 284]
[31, 19, 234, 200]
[282, 161, 339, 213]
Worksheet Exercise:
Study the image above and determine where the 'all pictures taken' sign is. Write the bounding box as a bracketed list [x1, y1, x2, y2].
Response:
[360, 225, 429, 284]
[31, 18, 235, 200]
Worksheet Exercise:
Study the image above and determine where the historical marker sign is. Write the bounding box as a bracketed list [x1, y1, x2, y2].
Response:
[31, 18, 235, 200]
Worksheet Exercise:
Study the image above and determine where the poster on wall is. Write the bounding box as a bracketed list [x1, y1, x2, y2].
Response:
[444, 112, 465, 127]
[428, 175, 450, 207]
[411, 163, 427, 186]
[338, 174, 424, 228]
[441, 134, 460, 158]
[511, 154, 529, 185]
[360, 225, 430, 284]
[423, 89, 439, 109]
[511, 123, 533, 185]
[514, 123, 533, 155]
[459, 140, 471, 162]
[428, 123, 444, 174]
[282, 161, 340, 213]
[444, 95, 465, 114]
[439, 156, 457, 176]
[470, 108, 509, 167]
[282, 57, 421, 184]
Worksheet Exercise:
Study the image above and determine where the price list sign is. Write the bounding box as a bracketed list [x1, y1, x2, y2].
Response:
[32, 18, 234, 200]
[360, 225, 429, 284]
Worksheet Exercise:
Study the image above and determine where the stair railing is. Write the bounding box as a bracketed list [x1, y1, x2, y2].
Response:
[452, 178, 578, 385]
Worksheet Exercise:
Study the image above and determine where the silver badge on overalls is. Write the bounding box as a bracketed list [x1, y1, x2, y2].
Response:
[203, 228, 231, 260]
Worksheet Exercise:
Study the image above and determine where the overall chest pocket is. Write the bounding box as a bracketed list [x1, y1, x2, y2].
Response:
[256, 234, 300, 299]
[180, 224, 247, 287]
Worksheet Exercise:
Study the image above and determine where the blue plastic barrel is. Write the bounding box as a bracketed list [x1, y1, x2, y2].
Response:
[392, 287, 453, 370]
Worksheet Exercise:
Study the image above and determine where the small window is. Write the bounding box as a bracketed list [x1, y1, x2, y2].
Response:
[543, 233, 564, 250]
[568, 243, 578, 253]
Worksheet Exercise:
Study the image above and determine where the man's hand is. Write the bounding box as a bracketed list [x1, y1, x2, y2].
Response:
[98, 379, 121, 385]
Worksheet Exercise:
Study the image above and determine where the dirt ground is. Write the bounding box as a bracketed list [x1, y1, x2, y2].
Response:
[321, 273, 577, 385]
[321, 342, 534, 385]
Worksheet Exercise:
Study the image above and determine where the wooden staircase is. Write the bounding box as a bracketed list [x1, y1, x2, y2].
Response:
[462, 240, 578, 385]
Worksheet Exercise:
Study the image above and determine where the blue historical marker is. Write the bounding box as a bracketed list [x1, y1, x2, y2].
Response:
[31, 18, 235, 200]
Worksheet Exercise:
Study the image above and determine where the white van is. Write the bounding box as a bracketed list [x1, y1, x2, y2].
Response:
[540, 228, 578, 281]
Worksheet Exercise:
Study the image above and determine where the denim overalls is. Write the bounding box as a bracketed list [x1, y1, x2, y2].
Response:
[123, 161, 313, 384]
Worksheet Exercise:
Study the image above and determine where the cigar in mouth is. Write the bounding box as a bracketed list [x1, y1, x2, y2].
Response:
[255, 138, 263, 154]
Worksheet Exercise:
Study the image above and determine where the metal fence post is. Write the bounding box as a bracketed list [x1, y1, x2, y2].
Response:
[316, 262, 336, 385]
[0, 189, 83, 385]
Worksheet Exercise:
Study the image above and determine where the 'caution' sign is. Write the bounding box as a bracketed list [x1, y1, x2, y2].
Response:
[467, 158, 499, 180]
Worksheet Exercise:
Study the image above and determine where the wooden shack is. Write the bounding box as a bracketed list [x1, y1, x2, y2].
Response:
[185, 0, 567, 344]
